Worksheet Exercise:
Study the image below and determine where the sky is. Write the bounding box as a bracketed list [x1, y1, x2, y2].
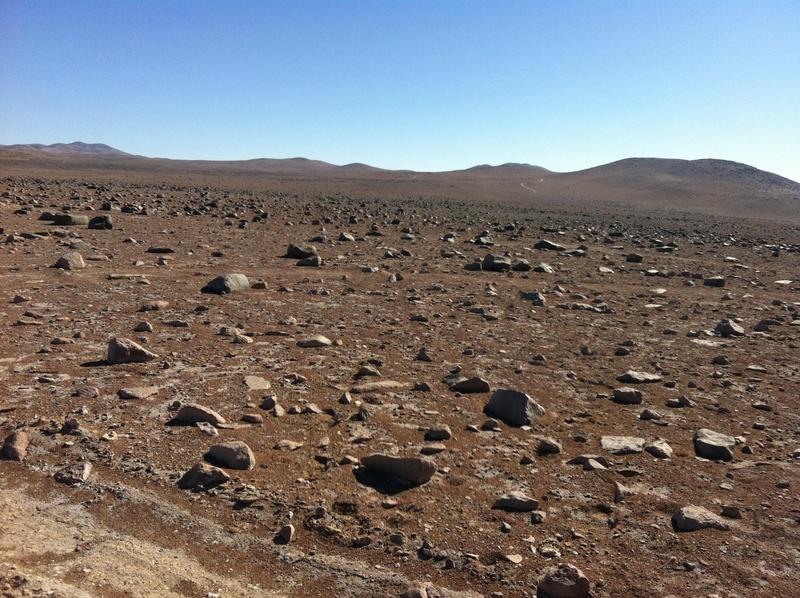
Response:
[1, 1, 799, 180]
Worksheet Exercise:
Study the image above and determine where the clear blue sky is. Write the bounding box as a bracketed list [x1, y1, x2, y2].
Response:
[1, 1, 799, 180]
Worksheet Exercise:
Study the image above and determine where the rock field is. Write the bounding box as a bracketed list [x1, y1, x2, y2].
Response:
[1, 173, 799, 597]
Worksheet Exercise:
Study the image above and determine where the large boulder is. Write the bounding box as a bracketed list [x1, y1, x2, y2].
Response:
[106, 337, 158, 364]
[206, 441, 256, 470]
[360, 454, 437, 486]
[693, 428, 735, 461]
[201, 273, 250, 295]
[484, 389, 545, 427]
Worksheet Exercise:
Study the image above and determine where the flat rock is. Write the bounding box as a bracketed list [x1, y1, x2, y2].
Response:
[297, 335, 332, 348]
[53, 213, 89, 226]
[672, 505, 730, 532]
[117, 386, 159, 400]
[492, 491, 539, 512]
[616, 370, 662, 384]
[534, 239, 566, 251]
[244, 375, 271, 391]
[360, 454, 436, 486]
[350, 380, 407, 394]
[601, 436, 645, 455]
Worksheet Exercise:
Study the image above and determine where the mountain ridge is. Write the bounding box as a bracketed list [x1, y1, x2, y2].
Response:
[4, 141, 797, 187]
[1, 141, 798, 222]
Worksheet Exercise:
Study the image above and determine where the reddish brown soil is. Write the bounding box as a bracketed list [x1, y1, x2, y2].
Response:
[0, 158, 799, 598]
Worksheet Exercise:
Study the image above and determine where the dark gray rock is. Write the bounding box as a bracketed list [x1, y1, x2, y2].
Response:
[201, 273, 250, 294]
[485, 389, 545, 426]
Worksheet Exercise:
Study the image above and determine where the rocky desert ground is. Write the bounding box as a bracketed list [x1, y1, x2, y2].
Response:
[1, 156, 799, 598]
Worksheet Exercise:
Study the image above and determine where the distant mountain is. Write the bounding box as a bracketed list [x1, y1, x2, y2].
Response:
[0, 141, 129, 156]
[564, 158, 800, 194]
[1, 143, 797, 221]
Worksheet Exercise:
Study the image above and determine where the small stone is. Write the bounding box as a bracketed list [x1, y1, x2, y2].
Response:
[451, 377, 491, 393]
[600, 435, 645, 455]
